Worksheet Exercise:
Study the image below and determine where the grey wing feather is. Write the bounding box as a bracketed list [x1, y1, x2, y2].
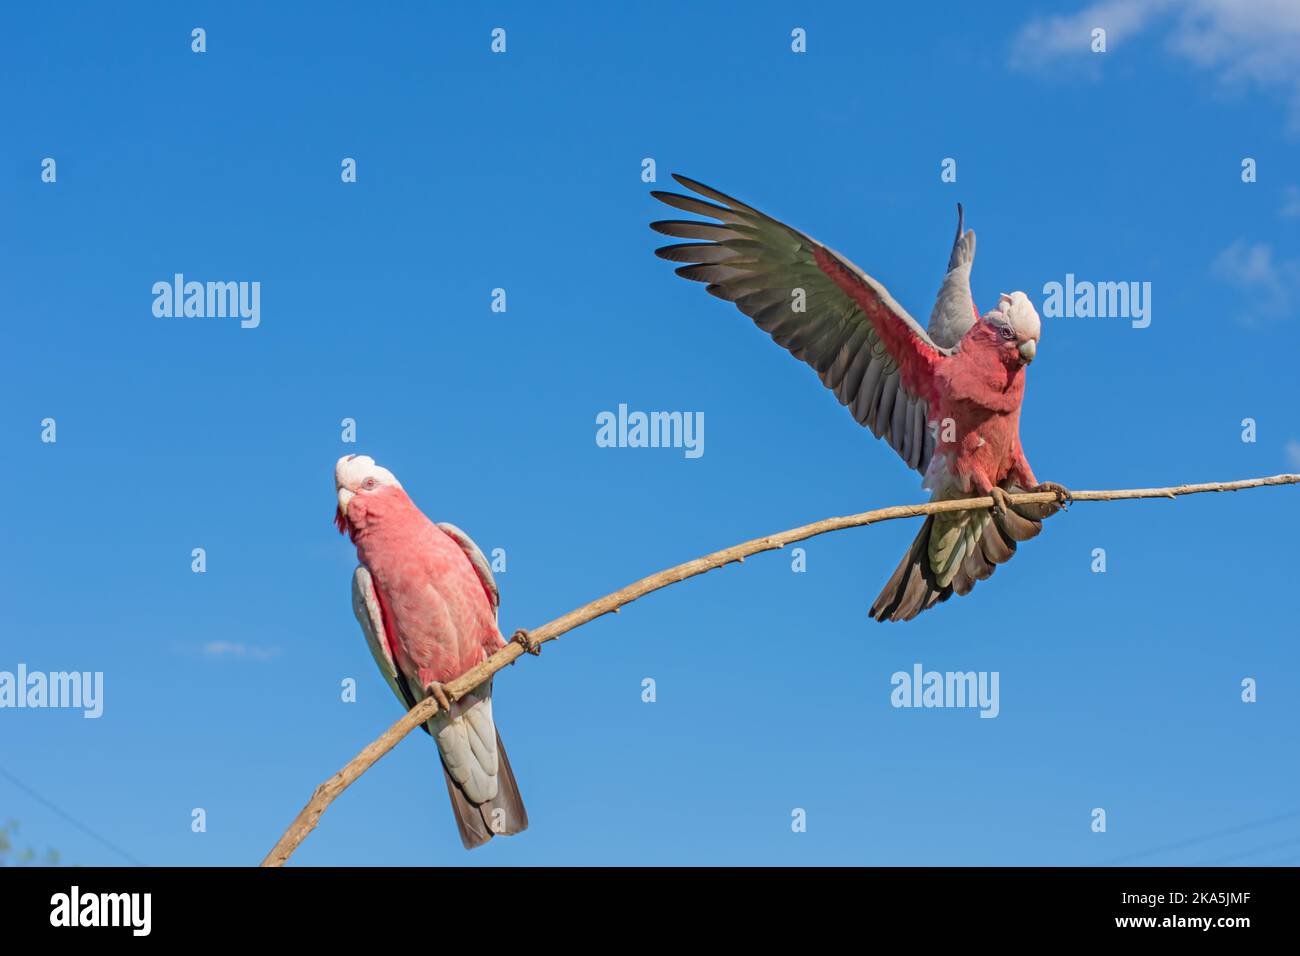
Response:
[926, 203, 979, 349]
[652, 174, 952, 476]
[436, 522, 500, 621]
[351, 566, 415, 710]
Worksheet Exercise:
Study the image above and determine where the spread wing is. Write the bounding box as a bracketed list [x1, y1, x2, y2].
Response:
[436, 522, 499, 621]
[651, 174, 952, 474]
[927, 203, 979, 349]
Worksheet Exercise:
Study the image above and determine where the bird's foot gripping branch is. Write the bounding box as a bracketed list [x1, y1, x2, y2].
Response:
[512, 629, 541, 656]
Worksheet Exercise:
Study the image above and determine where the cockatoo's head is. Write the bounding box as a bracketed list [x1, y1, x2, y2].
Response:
[982, 291, 1041, 366]
[334, 454, 404, 536]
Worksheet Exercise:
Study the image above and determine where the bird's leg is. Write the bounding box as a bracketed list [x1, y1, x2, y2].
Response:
[988, 486, 1014, 518]
[512, 628, 541, 656]
[424, 680, 453, 715]
[1033, 480, 1073, 508]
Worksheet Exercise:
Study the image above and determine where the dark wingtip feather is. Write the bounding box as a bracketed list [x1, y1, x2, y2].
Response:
[671, 173, 758, 213]
[650, 189, 741, 221]
[674, 263, 714, 283]
[671, 173, 718, 196]
[655, 242, 724, 263]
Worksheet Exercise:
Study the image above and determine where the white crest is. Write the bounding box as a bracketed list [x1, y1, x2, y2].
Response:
[335, 454, 403, 492]
[986, 291, 1040, 340]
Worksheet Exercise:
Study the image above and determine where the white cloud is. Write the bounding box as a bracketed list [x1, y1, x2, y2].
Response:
[1013, 0, 1170, 68]
[1013, 1, 1300, 128]
[1210, 239, 1300, 326]
[1212, 239, 1280, 285]
[1280, 185, 1300, 219]
[1286, 439, 1300, 470]
[202, 641, 281, 662]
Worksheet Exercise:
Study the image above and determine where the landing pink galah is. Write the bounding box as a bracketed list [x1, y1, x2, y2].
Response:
[651, 176, 1070, 621]
[335, 454, 527, 849]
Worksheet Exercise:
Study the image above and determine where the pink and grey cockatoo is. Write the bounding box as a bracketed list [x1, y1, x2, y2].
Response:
[651, 175, 1069, 621]
[335, 454, 527, 848]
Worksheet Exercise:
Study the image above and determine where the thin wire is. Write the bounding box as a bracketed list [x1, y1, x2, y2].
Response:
[1199, 832, 1300, 865]
[0, 765, 144, 866]
[1261, 849, 1300, 866]
[1101, 808, 1300, 865]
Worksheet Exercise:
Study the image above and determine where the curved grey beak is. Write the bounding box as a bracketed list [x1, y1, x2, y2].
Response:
[1018, 339, 1037, 364]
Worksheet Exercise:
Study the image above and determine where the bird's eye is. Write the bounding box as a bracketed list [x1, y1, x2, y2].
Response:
[362, 477, 378, 490]
[999, 325, 1015, 340]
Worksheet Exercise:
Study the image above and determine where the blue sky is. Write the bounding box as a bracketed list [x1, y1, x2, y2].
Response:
[3, 1, 1298, 866]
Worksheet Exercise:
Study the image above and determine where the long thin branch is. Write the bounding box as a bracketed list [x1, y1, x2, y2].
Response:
[260, 473, 1300, 866]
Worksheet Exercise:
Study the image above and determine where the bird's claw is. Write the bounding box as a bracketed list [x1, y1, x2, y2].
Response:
[989, 486, 1013, 518]
[424, 680, 453, 715]
[512, 628, 541, 656]
[1034, 481, 1073, 509]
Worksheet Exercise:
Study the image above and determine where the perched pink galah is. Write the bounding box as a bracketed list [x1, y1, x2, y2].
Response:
[652, 175, 1069, 621]
[334, 454, 527, 848]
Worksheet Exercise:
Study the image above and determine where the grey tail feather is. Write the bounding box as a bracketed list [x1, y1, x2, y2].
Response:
[869, 499, 1051, 622]
[482, 730, 529, 836]
[868, 516, 952, 623]
[441, 729, 529, 851]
